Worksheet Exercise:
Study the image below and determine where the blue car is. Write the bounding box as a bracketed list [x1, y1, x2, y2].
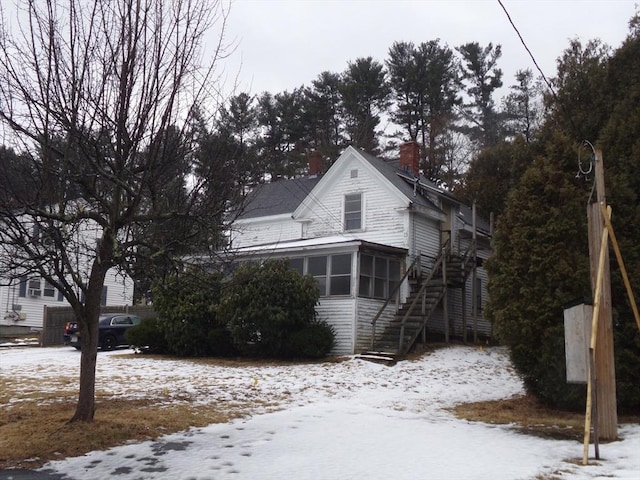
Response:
[64, 313, 142, 350]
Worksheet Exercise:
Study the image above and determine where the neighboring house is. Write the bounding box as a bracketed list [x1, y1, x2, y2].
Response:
[0, 271, 133, 330]
[228, 144, 492, 356]
[0, 212, 134, 331]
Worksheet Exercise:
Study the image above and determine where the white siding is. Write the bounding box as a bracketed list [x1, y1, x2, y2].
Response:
[301, 157, 409, 248]
[355, 297, 396, 352]
[231, 216, 301, 248]
[411, 213, 442, 272]
[0, 268, 133, 329]
[315, 297, 356, 355]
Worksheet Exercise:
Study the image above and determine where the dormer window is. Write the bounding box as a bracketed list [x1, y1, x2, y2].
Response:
[344, 193, 362, 231]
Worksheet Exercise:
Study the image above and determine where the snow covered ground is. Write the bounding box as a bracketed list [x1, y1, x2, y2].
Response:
[1, 345, 638, 480]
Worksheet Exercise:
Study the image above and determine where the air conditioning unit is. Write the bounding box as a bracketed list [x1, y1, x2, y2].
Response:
[28, 288, 41, 297]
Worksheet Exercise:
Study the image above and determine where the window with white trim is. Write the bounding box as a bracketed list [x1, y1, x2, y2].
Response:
[43, 281, 56, 298]
[344, 193, 362, 231]
[308, 256, 327, 296]
[329, 254, 352, 295]
[287, 254, 352, 297]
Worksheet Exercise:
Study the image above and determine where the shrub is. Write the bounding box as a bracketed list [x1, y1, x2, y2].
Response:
[219, 259, 330, 358]
[152, 268, 234, 357]
[125, 317, 168, 354]
[207, 327, 237, 357]
[283, 321, 335, 359]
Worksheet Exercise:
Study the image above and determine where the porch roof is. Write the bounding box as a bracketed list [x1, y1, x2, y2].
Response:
[231, 236, 408, 257]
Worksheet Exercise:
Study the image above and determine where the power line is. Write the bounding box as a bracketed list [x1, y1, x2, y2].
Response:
[497, 0, 584, 140]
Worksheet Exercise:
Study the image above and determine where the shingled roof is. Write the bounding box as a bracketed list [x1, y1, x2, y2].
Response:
[356, 149, 442, 214]
[236, 147, 484, 223]
[238, 176, 323, 220]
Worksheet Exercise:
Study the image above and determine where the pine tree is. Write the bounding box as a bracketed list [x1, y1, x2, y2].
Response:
[340, 57, 391, 154]
[457, 42, 504, 149]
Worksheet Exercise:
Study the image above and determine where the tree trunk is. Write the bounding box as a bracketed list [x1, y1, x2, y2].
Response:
[69, 296, 102, 422]
[70, 262, 109, 422]
[71, 323, 99, 422]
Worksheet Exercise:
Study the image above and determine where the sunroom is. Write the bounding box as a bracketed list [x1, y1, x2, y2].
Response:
[229, 235, 408, 355]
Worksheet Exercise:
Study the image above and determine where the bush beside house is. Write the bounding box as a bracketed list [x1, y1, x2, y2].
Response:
[126, 260, 335, 359]
[219, 259, 334, 358]
[150, 269, 235, 357]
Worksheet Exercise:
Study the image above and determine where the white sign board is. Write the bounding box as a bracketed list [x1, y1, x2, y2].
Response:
[563, 303, 592, 384]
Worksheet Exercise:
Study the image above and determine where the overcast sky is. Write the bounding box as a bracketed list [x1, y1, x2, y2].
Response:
[217, 0, 637, 99]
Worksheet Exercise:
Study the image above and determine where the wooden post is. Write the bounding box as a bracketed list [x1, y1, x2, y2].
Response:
[472, 202, 478, 343]
[443, 251, 449, 342]
[600, 203, 640, 331]
[587, 150, 617, 442]
[583, 207, 609, 464]
[462, 286, 467, 343]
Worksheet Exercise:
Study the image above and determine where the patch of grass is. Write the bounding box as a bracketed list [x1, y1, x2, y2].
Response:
[451, 393, 640, 442]
[122, 352, 350, 367]
[0, 394, 277, 470]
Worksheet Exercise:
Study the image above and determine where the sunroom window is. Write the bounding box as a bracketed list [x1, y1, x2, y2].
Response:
[329, 254, 352, 295]
[359, 254, 402, 300]
[286, 254, 352, 297]
[308, 256, 327, 296]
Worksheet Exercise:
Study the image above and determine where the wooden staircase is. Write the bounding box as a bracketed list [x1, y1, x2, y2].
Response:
[367, 242, 476, 361]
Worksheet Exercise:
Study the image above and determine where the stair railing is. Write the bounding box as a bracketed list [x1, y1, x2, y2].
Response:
[370, 253, 421, 350]
[459, 239, 477, 278]
[398, 240, 451, 354]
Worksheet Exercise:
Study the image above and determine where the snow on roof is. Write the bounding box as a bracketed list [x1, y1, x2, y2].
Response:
[231, 236, 408, 256]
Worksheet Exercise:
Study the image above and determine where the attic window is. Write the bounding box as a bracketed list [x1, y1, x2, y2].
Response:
[344, 193, 362, 231]
[350, 169, 358, 179]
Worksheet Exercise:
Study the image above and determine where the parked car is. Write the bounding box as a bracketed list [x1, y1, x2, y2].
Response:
[64, 313, 142, 350]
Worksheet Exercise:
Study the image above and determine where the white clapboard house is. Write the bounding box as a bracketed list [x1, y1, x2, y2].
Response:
[228, 143, 492, 356]
[1, 215, 133, 331]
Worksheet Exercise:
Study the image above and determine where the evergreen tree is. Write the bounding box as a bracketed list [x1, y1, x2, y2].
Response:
[457, 138, 537, 220]
[386, 40, 460, 183]
[417, 40, 461, 182]
[486, 135, 592, 410]
[488, 19, 640, 411]
[256, 89, 307, 179]
[303, 71, 346, 164]
[340, 57, 391, 154]
[387, 41, 422, 140]
[596, 23, 640, 408]
[543, 39, 611, 143]
[217, 93, 261, 187]
[457, 42, 505, 149]
[502, 69, 543, 142]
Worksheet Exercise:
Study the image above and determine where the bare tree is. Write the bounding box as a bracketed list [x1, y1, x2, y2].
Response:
[0, 0, 234, 422]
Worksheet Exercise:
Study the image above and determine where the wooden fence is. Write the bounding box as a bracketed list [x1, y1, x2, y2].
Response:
[40, 305, 156, 347]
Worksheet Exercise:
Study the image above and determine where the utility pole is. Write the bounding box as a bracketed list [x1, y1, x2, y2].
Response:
[587, 149, 618, 441]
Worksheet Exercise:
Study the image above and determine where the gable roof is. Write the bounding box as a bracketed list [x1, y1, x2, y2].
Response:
[355, 149, 441, 213]
[238, 176, 323, 220]
[236, 146, 485, 225]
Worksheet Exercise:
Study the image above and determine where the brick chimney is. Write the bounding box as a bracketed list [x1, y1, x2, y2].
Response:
[399, 141, 420, 177]
[309, 151, 324, 176]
